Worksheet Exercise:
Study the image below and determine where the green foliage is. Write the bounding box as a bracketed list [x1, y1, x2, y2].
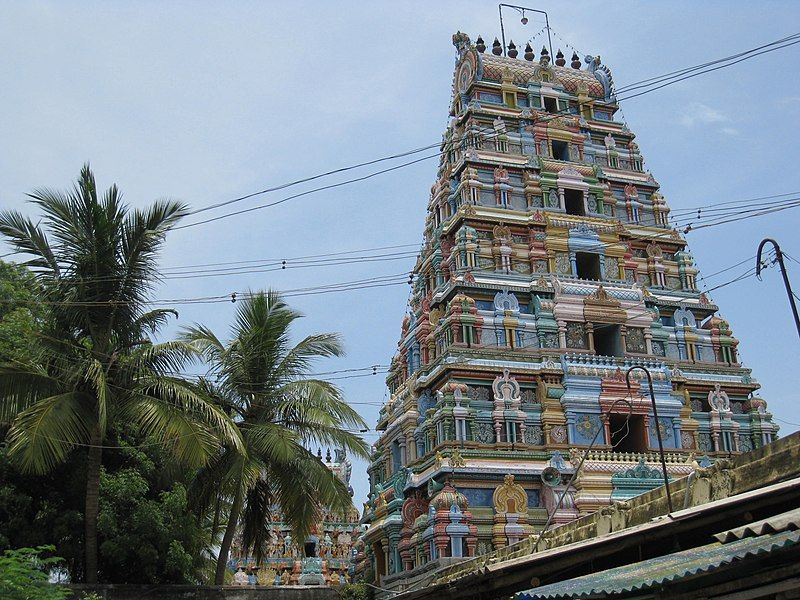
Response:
[0, 260, 42, 366]
[0, 448, 85, 578]
[97, 469, 208, 583]
[0, 545, 70, 600]
[0, 425, 213, 584]
[0, 164, 242, 473]
[0, 165, 243, 582]
[339, 583, 373, 600]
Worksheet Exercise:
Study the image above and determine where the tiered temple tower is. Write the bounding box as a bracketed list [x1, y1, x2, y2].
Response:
[358, 32, 780, 586]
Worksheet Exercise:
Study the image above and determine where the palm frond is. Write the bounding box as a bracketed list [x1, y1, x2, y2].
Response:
[119, 199, 187, 297]
[188, 447, 243, 516]
[133, 308, 178, 335]
[126, 394, 219, 469]
[243, 422, 299, 466]
[180, 324, 226, 364]
[127, 377, 245, 464]
[126, 339, 197, 375]
[266, 448, 353, 543]
[277, 379, 367, 430]
[5, 391, 94, 474]
[239, 478, 274, 563]
[275, 333, 345, 381]
[291, 423, 369, 460]
[0, 210, 60, 275]
[0, 363, 61, 423]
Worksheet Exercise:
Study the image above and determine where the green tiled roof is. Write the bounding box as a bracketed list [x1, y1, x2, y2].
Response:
[515, 529, 800, 600]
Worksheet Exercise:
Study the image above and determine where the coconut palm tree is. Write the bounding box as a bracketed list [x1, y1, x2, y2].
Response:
[182, 291, 369, 584]
[0, 165, 242, 583]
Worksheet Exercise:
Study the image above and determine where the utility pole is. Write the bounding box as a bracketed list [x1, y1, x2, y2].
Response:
[756, 238, 800, 341]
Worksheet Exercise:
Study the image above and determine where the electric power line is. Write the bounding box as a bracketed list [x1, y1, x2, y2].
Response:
[1, 205, 788, 307]
[614, 34, 800, 96]
[146, 31, 800, 232]
[668, 191, 800, 215]
[174, 153, 441, 231]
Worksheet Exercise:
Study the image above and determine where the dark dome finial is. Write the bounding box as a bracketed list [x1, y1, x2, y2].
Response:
[571, 52, 581, 69]
[508, 40, 518, 58]
[476, 36, 486, 53]
[540, 46, 550, 66]
[555, 49, 566, 67]
[326, 447, 331, 462]
[524, 43, 534, 61]
[492, 38, 503, 56]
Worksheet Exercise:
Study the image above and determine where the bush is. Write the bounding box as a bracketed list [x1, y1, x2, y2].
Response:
[339, 582, 373, 600]
[0, 430, 211, 584]
[0, 546, 70, 600]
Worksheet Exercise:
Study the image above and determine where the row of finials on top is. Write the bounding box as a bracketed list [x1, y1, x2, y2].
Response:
[477, 35, 583, 68]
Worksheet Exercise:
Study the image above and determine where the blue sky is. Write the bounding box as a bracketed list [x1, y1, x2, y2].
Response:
[1, 1, 799, 506]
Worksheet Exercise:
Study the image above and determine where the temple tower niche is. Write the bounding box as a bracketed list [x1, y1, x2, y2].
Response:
[359, 31, 778, 584]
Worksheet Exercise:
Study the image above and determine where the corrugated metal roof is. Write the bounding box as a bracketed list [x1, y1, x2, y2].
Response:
[713, 507, 800, 542]
[515, 529, 800, 600]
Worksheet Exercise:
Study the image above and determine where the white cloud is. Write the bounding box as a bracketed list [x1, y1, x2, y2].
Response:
[720, 127, 739, 136]
[679, 102, 729, 127]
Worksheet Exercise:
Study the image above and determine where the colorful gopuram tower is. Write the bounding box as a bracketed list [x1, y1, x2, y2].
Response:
[358, 32, 779, 586]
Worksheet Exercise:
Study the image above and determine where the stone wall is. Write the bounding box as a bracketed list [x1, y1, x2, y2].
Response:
[67, 585, 340, 600]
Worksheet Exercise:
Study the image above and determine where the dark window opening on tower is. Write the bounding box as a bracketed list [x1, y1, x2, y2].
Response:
[609, 413, 648, 453]
[544, 96, 558, 113]
[373, 542, 387, 575]
[552, 140, 570, 161]
[576, 252, 601, 280]
[305, 541, 317, 558]
[564, 188, 584, 215]
[594, 324, 622, 356]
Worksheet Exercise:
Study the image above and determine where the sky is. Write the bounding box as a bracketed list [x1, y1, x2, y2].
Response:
[1, 1, 799, 507]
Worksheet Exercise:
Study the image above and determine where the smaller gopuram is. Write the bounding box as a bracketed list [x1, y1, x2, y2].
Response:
[229, 447, 362, 586]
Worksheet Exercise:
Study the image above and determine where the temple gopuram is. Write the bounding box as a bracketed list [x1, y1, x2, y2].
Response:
[357, 32, 779, 589]
[230, 447, 362, 586]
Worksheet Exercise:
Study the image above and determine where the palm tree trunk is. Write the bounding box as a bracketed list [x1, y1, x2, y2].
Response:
[214, 486, 244, 585]
[211, 494, 222, 539]
[84, 425, 103, 583]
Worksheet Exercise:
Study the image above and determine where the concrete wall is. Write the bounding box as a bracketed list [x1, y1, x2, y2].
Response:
[67, 585, 341, 600]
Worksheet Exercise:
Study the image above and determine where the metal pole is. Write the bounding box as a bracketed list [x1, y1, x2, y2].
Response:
[626, 366, 674, 514]
[756, 238, 800, 341]
[499, 4, 507, 57]
[498, 4, 554, 59]
[544, 12, 554, 61]
[531, 398, 633, 553]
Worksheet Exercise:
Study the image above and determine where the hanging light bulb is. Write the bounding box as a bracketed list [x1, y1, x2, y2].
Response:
[520, 10, 528, 25]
